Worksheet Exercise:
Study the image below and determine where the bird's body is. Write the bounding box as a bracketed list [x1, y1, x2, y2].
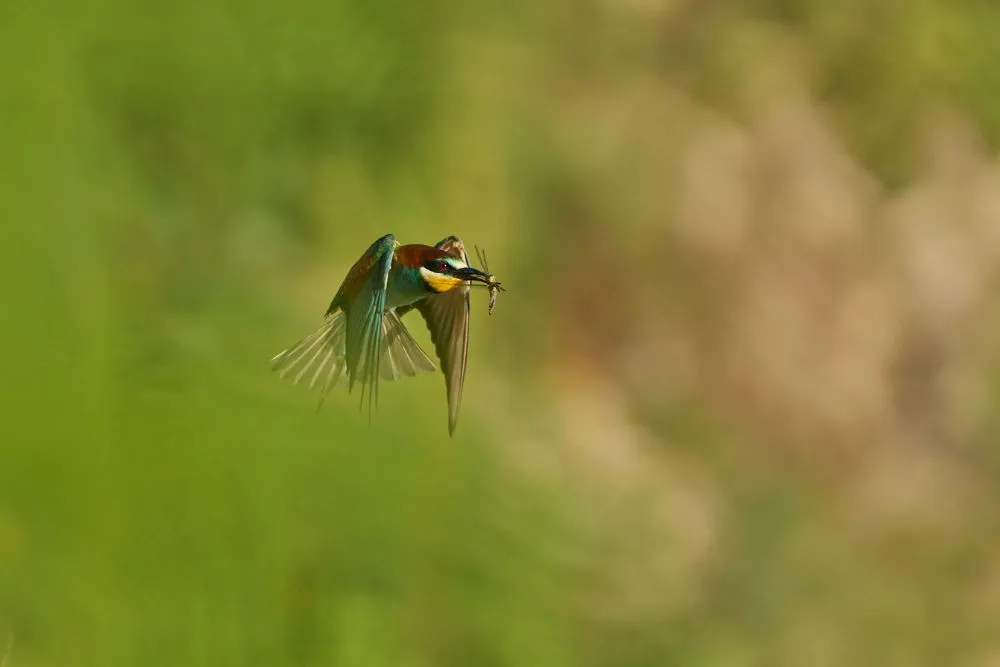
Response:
[271, 234, 499, 435]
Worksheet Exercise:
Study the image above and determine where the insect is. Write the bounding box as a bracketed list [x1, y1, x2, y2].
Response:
[475, 245, 505, 316]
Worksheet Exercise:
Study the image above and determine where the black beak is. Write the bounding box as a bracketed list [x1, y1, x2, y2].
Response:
[454, 266, 492, 285]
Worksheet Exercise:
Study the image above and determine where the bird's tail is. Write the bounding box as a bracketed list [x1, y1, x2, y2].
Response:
[379, 311, 436, 380]
[271, 309, 435, 405]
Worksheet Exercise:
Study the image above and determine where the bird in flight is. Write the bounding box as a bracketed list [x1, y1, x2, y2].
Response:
[271, 234, 503, 435]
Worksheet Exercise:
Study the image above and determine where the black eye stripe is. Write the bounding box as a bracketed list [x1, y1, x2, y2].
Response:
[424, 259, 455, 272]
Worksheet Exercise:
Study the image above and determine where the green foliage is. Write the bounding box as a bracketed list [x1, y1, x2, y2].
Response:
[3, 0, 1000, 665]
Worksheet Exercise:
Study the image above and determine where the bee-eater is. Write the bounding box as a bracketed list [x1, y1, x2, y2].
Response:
[271, 234, 500, 435]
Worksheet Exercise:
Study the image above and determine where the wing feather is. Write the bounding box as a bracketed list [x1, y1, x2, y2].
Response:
[412, 236, 472, 435]
[271, 309, 348, 397]
[273, 234, 450, 424]
[343, 234, 396, 419]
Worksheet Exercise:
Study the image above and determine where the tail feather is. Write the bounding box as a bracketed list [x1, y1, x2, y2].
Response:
[272, 309, 435, 404]
[379, 311, 436, 381]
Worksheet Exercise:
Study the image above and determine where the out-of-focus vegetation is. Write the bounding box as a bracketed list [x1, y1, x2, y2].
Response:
[4, 0, 1000, 665]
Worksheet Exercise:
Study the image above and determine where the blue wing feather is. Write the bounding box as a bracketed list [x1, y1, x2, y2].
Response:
[272, 234, 437, 420]
[343, 234, 397, 419]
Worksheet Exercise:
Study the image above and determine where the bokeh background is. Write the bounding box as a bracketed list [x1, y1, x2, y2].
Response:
[4, 0, 1000, 665]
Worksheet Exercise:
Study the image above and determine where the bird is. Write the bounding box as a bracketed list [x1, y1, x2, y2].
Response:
[270, 234, 499, 435]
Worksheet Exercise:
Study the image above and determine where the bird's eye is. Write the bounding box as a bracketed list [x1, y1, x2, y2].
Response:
[437, 261, 451, 272]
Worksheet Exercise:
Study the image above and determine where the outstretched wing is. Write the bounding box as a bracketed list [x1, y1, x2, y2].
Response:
[272, 234, 438, 417]
[341, 234, 397, 419]
[270, 309, 348, 394]
[404, 235, 472, 435]
[270, 308, 434, 403]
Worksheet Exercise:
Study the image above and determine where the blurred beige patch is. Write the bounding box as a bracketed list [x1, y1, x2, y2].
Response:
[552, 377, 721, 616]
[528, 86, 1000, 644]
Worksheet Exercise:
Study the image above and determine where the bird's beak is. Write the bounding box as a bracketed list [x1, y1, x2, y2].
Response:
[453, 266, 492, 285]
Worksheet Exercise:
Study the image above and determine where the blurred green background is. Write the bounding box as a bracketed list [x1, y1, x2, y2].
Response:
[5, 0, 1000, 665]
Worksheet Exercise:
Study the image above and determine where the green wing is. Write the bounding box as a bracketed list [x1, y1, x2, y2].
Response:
[342, 233, 397, 419]
[271, 234, 436, 414]
[271, 309, 433, 390]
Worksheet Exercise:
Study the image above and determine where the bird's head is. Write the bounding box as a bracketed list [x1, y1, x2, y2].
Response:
[418, 252, 492, 293]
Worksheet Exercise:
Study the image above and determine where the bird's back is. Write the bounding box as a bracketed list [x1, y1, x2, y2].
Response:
[385, 244, 449, 310]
